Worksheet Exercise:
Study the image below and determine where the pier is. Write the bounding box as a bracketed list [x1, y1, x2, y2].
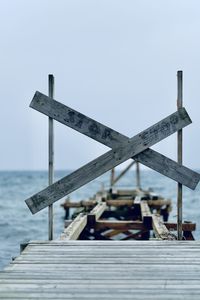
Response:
[1, 71, 200, 299]
[1, 240, 200, 299]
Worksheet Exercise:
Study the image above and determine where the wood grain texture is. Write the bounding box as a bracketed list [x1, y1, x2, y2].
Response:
[60, 213, 87, 240]
[140, 201, 152, 229]
[152, 215, 177, 240]
[1, 240, 200, 299]
[29, 91, 200, 190]
[87, 202, 107, 225]
[25, 106, 191, 214]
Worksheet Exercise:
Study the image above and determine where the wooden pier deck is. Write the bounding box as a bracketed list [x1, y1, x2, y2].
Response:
[1, 240, 200, 299]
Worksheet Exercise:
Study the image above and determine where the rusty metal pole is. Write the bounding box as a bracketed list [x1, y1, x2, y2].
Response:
[48, 74, 54, 240]
[177, 70, 183, 240]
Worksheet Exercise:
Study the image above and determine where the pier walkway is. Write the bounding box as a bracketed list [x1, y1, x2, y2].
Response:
[1, 240, 200, 299]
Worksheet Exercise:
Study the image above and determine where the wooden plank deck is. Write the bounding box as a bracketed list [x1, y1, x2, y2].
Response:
[1, 241, 200, 299]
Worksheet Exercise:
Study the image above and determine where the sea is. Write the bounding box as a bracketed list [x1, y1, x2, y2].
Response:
[0, 169, 200, 270]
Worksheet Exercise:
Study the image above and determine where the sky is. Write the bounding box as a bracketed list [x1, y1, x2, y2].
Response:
[0, 0, 200, 171]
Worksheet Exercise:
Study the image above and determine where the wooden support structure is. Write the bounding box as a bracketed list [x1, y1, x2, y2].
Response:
[177, 70, 183, 240]
[140, 201, 152, 229]
[26, 107, 192, 214]
[136, 161, 141, 189]
[61, 198, 172, 209]
[28, 91, 200, 192]
[95, 220, 146, 231]
[152, 215, 176, 240]
[60, 213, 87, 240]
[110, 168, 115, 187]
[87, 202, 107, 225]
[113, 161, 135, 185]
[3, 72, 200, 299]
[48, 74, 54, 240]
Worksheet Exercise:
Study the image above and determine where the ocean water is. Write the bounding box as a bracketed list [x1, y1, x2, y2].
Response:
[0, 169, 200, 270]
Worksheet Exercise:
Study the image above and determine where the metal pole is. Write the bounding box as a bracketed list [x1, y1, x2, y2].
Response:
[177, 70, 183, 240]
[136, 161, 141, 189]
[48, 74, 54, 240]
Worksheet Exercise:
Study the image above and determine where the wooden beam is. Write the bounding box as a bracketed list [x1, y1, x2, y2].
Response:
[29, 91, 200, 190]
[177, 70, 183, 240]
[183, 231, 195, 240]
[106, 199, 134, 207]
[152, 215, 176, 240]
[110, 168, 115, 187]
[48, 74, 54, 241]
[26, 107, 190, 214]
[165, 222, 196, 232]
[103, 230, 124, 238]
[60, 213, 87, 240]
[148, 199, 172, 207]
[113, 161, 135, 185]
[61, 200, 97, 208]
[136, 162, 141, 189]
[95, 220, 146, 231]
[140, 201, 152, 229]
[87, 202, 107, 225]
[61, 198, 172, 210]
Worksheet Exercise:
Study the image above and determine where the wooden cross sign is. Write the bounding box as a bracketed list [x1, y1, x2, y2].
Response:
[25, 91, 200, 214]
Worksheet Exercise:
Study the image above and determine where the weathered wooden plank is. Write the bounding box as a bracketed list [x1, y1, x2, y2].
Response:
[24, 239, 200, 245]
[60, 213, 87, 240]
[135, 148, 200, 190]
[87, 202, 107, 225]
[106, 199, 134, 206]
[29, 91, 200, 190]
[148, 199, 172, 207]
[140, 201, 152, 229]
[0, 293, 200, 300]
[152, 215, 176, 240]
[62, 199, 136, 208]
[26, 107, 190, 214]
[183, 231, 195, 240]
[62, 199, 97, 208]
[48, 74, 54, 241]
[95, 220, 146, 231]
[165, 223, 196, 232]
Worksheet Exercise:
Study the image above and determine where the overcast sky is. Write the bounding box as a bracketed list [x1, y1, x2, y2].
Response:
[0, 0, 200, 171]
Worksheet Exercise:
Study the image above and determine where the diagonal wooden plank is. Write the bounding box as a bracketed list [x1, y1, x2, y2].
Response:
[25, 108, 191, 214]
[60, 213, 87, 240]
[30, 91, 199, 189]
[152, 215, 177, 240]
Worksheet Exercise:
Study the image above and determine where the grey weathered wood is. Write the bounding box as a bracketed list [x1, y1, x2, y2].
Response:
[48, 74, 54, 241]
[152, 215, 176, 240]
[177, 70, 183, 240]
[95, 220, 146, 231]
[25, 108, 190, 214]
[29, 91, 200, 190]
[136, 161, 141, 189]
[140, 201, 152, 228]
[87, 202, 107, 225]
[60, 213, 87, 240]
[2, 240, 200, 299]
[134, 148, 200, 190]
[110, 168, 115, 187]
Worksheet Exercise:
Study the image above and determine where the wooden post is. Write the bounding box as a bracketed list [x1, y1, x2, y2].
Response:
[177, 70, 183, 240]
[110, 168, 115, 187]
[48, 74, 54, 240]
[136, 162, 141, 189]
